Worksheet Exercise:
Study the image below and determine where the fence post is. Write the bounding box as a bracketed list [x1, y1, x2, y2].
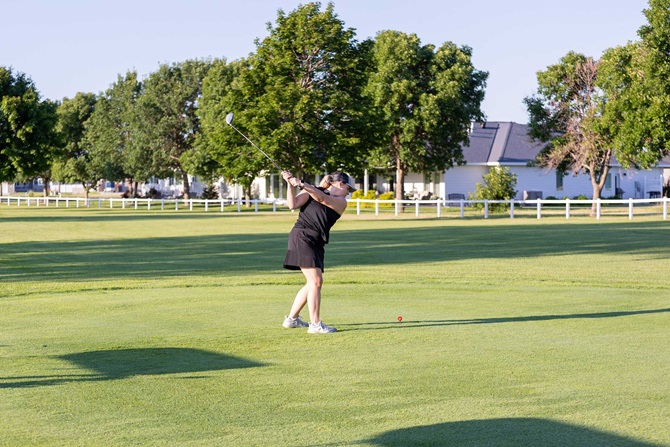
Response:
[255, 200, 258, 212]
[566, 199, 571, 219]
[205, 199, 208, 212]
[375, 200, 380, 216]
[510, 199, 514, 219]
[536, 199, 541, 219]
[596, 199, 601, 220]
[664, 197, 668, 221]
[415, 201, 419, 217]
[356, 200, 361, 215]
[175, 199, 179, 210]
[628, 198, 633, 220]
[237, 198, 241, 212]
[437, 199, 442, 218]
[484, 200, 489, 219]
[460, 200, 464, 218]
[272, 200, 276, 213]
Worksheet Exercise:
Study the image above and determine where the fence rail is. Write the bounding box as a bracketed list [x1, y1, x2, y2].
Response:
[1, 196, 668, 220]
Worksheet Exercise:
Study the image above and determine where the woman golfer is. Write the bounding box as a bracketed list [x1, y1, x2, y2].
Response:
[281, 170, 356, 333]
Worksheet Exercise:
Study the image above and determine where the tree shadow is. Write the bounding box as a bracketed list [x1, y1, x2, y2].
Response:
[341, 308, 670, 331]
[366, 418, 664, 447]
[1, 220, 669, 286]
[0, 347, 265, 389]
[0, 211, 233, 223]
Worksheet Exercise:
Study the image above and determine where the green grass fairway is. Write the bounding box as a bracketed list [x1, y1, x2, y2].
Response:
[1, 207, 668, 446]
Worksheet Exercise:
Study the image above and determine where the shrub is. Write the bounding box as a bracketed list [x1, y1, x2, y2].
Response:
[469, 166, 518, 212]
[200, 184, 219, 200]
[350, 189, 378, 208]
[378, 191, 395, 207]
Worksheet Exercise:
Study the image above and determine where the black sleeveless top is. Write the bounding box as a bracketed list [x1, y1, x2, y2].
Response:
[294, 187, 341, 244]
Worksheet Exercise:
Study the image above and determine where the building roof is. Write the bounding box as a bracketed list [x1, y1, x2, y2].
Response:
[462, 121, 670, 167]
[462, 122, 544, 166]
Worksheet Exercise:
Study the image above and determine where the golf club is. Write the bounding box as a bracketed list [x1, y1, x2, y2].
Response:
[225, 113, 283, 171]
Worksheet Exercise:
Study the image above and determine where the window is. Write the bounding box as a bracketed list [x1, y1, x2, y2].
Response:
[605, 174, 611, 190]
[556, 171, 564, 191]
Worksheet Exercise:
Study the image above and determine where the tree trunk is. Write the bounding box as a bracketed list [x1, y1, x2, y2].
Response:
[590, 182, 603, 216]
[42, 176, 51, 197]
[245, 184, 252, 208]
[395, 158, 404, 202]
[589, 165, 609, 216]
[181, 172, 191, 199]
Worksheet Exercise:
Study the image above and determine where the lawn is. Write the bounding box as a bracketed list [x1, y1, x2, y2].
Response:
[0, 206, 668, 446]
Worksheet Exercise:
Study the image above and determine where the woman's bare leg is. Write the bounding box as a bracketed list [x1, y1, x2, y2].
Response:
[300, 267, 323, 324]
[288, 285, 308, 318]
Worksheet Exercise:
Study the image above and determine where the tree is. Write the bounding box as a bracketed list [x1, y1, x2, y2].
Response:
[598, 0, 670, 170]
[0, 67, 59, 189]
[199, 58, 265, 204]
[133, 59, 213, 199]
[84, 72, 140, 195]
[524, 52, 610, 214]
[469, 166, 518, 212]
[364, 31, 488, 200]
[53, 92, 98, 198]
[213, 2, 373, 182]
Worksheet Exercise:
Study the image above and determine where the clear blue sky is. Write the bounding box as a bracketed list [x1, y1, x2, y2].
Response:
[2, 0, 648, 124]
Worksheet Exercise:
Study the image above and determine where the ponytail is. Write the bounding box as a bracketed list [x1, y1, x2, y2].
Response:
[319, 174, 333, 189]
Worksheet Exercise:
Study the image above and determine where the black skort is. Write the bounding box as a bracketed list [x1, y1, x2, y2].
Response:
[283, 227, 325, 272]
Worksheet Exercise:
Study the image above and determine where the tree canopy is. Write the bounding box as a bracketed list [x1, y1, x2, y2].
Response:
[0, 67, 59, 184]
[598, 0, 670, 169]
[525, 0, 670, 212]
[133, 59, 213, 199]
[204, 2, 373, 182]
[53, 92, 98, 197]
[364, 30, 488, 199]
[84, 71, 141, 192]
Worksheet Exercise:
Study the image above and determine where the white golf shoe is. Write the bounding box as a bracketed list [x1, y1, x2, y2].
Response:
[307, 321, 337, 334]
[282, 315, 309, 328]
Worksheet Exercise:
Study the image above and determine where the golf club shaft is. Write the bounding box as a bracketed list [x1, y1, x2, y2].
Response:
[228, 123, 283, 172]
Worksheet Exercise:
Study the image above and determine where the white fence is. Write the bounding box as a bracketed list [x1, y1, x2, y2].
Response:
[0, 196, 282, 213]
[1, 196, 668, 220]
[349, 198, 669, 220]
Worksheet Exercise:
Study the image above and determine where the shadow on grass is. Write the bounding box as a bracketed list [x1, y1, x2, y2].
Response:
[0, 347, 265, 389]
[341, 308, 670, 331]
[364, 418, 664, 447]
[0, 211, 233, 223]
[1, 220, 669, 284]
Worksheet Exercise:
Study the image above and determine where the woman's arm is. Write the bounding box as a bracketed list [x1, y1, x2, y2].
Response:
[282, 171, 310, 210]
[297, 180, 347, 215]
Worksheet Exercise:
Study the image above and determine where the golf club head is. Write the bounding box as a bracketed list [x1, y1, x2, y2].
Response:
[225, 113, 234, 125]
